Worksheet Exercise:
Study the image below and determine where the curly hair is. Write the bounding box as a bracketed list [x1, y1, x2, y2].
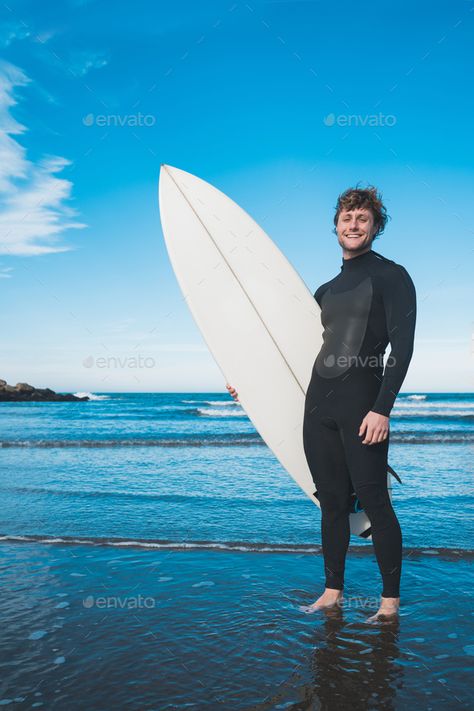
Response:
[333, 184, 390, 239]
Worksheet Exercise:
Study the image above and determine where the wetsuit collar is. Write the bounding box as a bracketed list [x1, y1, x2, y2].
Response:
[341, 248, 375, 270]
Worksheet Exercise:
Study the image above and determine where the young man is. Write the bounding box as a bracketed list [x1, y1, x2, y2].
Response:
[227, 186, 417, 623]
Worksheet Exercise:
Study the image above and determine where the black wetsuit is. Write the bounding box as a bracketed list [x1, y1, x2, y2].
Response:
[303, 248, 416, 598]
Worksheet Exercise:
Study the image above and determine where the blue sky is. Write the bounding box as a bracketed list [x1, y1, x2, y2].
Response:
[0, 0, 472, 393]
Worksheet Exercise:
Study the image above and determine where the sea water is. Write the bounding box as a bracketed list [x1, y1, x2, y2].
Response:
[0, 392, 472, 550]
[0, 392, 472, 709]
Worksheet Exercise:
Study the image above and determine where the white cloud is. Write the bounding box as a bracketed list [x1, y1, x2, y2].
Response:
[0, 61, 86, 256]
[68, 50, 109, 77]
[34, 29, 58, 44]
[0, 21, 31, 48]
[0, 265, 13, 278]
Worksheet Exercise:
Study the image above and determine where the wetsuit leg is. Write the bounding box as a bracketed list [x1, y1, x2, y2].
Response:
[339, 420, 402, 598]
[304, 367, 403, 598]
[303, 411, 352, 590]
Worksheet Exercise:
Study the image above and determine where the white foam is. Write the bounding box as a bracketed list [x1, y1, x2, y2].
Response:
[73, 392, 110, 401]
[182, 399, 237, 406]
[202, 400, 238, 406]
[393, 408, 474, 417]
[197, 407, 245, 417]
[395, 401, 474, 409]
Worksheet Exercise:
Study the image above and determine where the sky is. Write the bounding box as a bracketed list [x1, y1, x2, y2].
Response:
[0, 0, 473, 393]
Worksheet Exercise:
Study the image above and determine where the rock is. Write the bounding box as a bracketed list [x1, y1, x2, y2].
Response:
[15, 382, 35, 392]
[0, 379, 89, 402]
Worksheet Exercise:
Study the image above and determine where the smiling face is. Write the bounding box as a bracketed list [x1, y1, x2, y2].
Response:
[336, 207, 376, 256]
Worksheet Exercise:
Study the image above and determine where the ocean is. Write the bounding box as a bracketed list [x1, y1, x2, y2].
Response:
[1, 391, 473, 709]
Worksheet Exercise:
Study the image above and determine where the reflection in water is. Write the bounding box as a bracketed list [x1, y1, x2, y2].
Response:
[309, 608, 402, 710]
[251, 604, 405, 711]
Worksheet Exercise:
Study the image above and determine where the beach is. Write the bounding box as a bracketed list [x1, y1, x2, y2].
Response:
[1, 392, 473, 709]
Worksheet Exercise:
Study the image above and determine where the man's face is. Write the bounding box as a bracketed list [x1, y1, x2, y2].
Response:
[336, 208, 376, 253]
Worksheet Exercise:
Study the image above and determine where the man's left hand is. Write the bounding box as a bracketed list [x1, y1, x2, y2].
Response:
[359, 411, 389, 445]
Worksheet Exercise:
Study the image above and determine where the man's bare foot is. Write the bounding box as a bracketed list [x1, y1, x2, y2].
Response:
[299, 588, 343, 614]
[366, 597, 400, 623]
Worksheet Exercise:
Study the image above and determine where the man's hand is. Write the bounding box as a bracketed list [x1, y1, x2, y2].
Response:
[226, 383, 239, 402]
[359, 411, 389, 445]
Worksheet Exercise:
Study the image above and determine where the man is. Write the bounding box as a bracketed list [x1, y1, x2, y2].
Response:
[227, 186, 416, 623]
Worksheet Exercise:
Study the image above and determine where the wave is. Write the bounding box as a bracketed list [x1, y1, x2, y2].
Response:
[204, 400, 239, 406]
[394, 404, 474, 412]
[182, 399, 238, 406]
[1, 431, 473, 448]
[393, 412, 474, 420]
[389, 432, 474, 443]
[405, 394, 427, 401]
[197, 407, 245, 417]
[0, 435, 264, 448]
[77, 408, 230, 420]
[72, 392, 110, 401]
[1, 487, 298, 505]
[1, 533, 472, 559]
[395, 415, 474, 421]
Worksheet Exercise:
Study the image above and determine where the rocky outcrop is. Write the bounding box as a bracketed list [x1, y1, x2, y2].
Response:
[0, 379, 89, 402]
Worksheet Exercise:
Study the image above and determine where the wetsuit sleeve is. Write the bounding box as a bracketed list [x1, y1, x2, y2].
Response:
[371, 266, 417, 417]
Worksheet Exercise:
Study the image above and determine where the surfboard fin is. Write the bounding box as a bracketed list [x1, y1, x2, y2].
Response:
[387, 463, 402, 484]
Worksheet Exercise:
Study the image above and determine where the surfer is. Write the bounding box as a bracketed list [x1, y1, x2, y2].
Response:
[227, 186, 416, 623]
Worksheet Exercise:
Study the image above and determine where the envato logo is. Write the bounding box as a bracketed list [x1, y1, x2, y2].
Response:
[82, 354, 156, 369]
[311, 595, 380, 610]
[82, 113, 156, 127]
[324, 113, 397, 127]
[338, 595, 380, 609]
[323, 354, 395, 368]
[83, 594, 156, 609]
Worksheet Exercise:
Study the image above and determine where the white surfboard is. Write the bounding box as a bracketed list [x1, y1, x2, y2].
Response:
[158, 164, 393, 539]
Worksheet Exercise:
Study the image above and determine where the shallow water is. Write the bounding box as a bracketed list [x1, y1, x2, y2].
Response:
[0, 542, 472, 709]
[0, 392, 472, 707]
